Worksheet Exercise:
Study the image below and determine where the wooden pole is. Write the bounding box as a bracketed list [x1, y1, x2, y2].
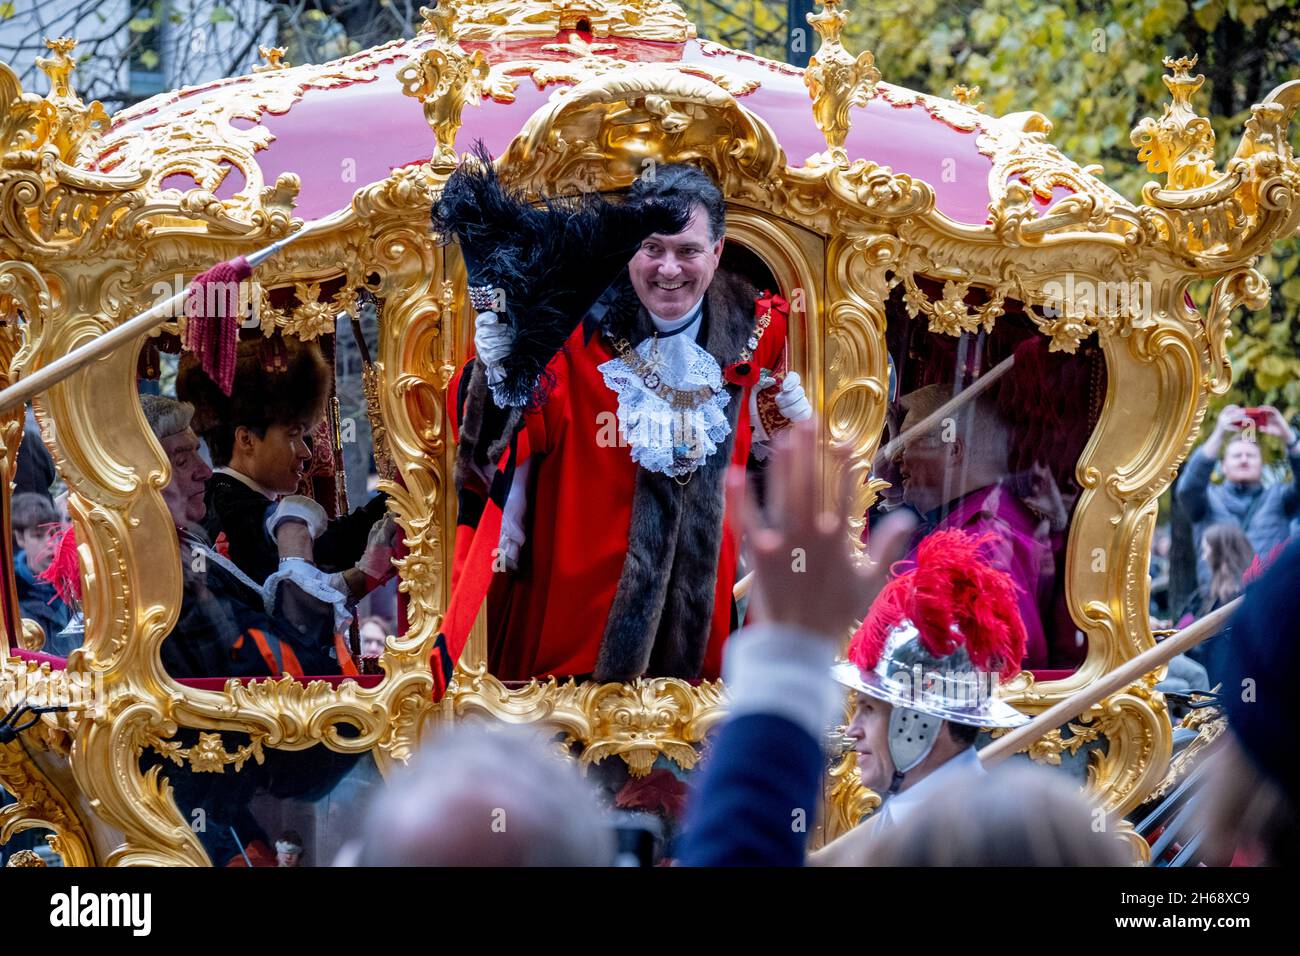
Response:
[732, 355, 1016, 602]
[979, 596, 1241, 767]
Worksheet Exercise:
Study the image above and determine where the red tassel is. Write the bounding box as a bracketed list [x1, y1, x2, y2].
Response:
[1244, 538, 1290, 587]
[848, 529, 1027, 679]
[38, 526, 82, 607]
[181, 257, 253, 395]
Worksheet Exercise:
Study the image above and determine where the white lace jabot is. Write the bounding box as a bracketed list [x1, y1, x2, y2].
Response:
[598, 302, 731, 478]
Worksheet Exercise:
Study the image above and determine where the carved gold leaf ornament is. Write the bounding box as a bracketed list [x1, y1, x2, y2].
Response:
[0, 684, 95, 866]
[5, 848, 45, 866]
[2, 3, 1300, 863]
[1131, 61, 1300, 263]
[32, 37, 110, 164]
[421, 0, 697, 43]
[951, 84, 984, 113]
[1143, 705, 1227, 804]
[1131, 56, 1218, 192]
[253, 46, 290, 73]
[448, 667, 724, 777]
[145, 729, 267, 774]
[889, 267, 1008, 337]
[400, 3, 494, 170]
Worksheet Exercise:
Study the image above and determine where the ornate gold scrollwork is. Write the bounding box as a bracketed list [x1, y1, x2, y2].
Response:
[0, 663, 95, 865]
[1142, 704, 1227, 806]
[448, 664, 725, 777]
[803, 0, 880, 166]
[253, 46, 290, 73]
[1202, 268, 1270, 394]
[32, 38, 110, 164]
[1133, 59, 1300, 263]
[5, 848, 45, 866]
[951, 84, 984, 112]
[496, 67, 786, 197]
[485, 31, 758, 103]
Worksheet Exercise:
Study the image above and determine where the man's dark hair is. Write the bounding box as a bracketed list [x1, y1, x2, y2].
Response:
[11, 491, 57, 535]
[177, 337, 331, 467]
[627, 164, 726, 243]
[947, 721, 981, 749]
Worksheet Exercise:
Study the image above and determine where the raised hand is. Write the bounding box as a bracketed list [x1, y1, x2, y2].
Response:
[1257, 405, 1297, 445]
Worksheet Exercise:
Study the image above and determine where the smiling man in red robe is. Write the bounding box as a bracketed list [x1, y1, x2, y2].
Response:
[445, 165, 810, 683]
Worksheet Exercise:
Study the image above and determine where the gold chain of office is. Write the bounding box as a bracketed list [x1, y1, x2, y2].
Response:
[610, 306, 774, 409]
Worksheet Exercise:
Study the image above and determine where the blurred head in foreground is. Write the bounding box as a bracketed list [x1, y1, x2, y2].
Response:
[350, 723, 614, 866]
[865, 764, 1132, 866]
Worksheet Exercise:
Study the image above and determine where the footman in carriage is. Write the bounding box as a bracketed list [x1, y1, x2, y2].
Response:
[440, 160, 811, 683]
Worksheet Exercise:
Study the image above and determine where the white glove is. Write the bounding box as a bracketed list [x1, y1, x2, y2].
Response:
[356, 514, 400, 581]
[775, 371, 812, 422]
[497, 460, 529, 572]
[475, 311, 514, 385]
[266, 495, 329, 541]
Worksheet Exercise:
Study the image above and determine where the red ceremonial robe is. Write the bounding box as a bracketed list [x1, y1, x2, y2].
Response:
[450, 280, 788, 683]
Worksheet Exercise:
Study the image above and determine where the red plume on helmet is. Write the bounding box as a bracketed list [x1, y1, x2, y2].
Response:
[848, 529, 1027, 681]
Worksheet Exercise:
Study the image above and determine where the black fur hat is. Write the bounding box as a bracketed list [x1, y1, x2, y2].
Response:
[430, 143, 690, 408]
[177, 336, 331, 466]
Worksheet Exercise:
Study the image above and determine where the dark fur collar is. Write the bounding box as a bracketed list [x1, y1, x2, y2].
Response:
[593, 269, 760, 682]
[452, 270, 762, 682]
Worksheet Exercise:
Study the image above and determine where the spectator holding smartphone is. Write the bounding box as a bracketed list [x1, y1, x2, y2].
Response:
[1175, 403, 1300, 585]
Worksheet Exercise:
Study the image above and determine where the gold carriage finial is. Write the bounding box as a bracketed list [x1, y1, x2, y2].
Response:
[253, 46, 290, 72]
[402, 3, 492, 169]
[952, 83, 985, 112]
[804, 0, 881, 166]
[33, 36, 110, 162]
[1130, 54, 1218, 191]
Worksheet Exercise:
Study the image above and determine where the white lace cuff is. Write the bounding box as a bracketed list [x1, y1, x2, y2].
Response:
[263, 557, 351, 633]
[265, 495, 329, 540]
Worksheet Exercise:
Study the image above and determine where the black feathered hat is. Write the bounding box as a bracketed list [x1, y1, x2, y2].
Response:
[177, 336, 332, 466]
[430, 143, 690, 408]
